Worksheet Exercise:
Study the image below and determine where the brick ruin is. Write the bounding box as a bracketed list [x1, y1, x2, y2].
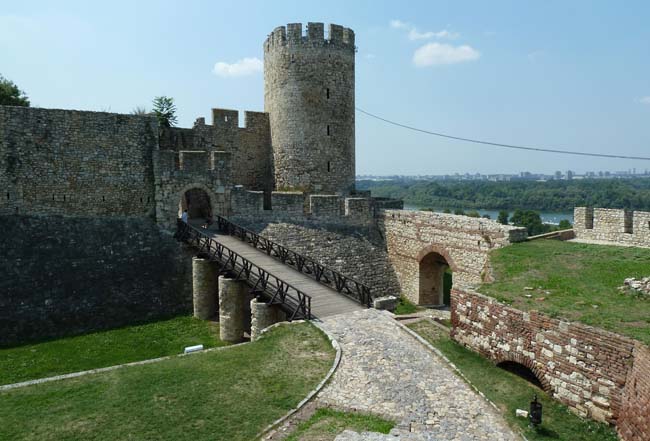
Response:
[452, 288, 649, 439]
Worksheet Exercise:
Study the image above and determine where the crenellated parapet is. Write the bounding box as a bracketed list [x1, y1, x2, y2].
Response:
[229, 187, 397, 226]
[158, 108, 272, 193]
[264, 22, 355, 52]
[574, 207, 650, 247]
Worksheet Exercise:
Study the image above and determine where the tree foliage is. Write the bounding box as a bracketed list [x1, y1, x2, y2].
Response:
[497, 210, 509, 225]
[357, 178, 650, 212]
[152, 96, 177, 127]
[0, 75, 30, 106]
[510, 209, 546, 236]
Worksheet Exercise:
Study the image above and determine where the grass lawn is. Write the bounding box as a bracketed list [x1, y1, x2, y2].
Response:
[407, 320, 618, 441]
[1, 316, 225, 385]
[0, 322, 334, 441]
[285, 408, 394, 441]
[393, 296, 422, 315]
[480, 239, 650, 344]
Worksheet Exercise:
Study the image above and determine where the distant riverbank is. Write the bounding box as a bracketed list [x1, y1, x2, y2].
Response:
[403, 205, 574, 225]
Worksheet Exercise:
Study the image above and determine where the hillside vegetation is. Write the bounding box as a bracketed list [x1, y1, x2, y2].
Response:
[358, 178, 650, 211]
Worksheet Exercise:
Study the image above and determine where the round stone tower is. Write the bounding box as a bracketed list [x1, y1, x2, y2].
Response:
[264, 22, 355, 195]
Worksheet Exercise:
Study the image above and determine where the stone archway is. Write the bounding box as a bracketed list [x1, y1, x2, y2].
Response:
[494, 354, 552, 393]
[417, 245, 457, 306]
[179, 188, 212, 222]
[160, 183, 222, 229]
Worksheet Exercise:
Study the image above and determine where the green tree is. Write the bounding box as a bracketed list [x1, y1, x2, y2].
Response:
[482, 214, 491, 219]
[510, 209, 548, 236]
[152, 96, 177, 127]
[454, 208, 465, 216]
[497, 210, 509, 225]
[466, 210, 480, 218]
[442, 208, 451, 214]
[558, 219, 572, 230]
[0, 75, 30, 106]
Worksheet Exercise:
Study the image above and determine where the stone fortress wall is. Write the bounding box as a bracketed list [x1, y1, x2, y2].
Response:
[264, 22, 356, 195]
[377, 209, 527, 305]
[574, 206, 650, 247]
[0, 105, 228, 345]
[0, 106, 158, 217]
[451, 288, 650, 438]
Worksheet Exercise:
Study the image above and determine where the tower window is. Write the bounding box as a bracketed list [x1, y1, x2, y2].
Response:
[326, 88, 330, 99]
[327, 125, 330, 136]
[327, 161, 331, 172]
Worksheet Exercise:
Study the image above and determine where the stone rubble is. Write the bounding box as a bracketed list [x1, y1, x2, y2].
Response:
[315, 309, 518, 441]
[620, 277, 650, 295]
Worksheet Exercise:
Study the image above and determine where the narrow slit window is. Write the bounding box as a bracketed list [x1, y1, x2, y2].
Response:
[327, 161, 331, 172]
[326, 88, 330, 99]
[327, 125, 330, 136]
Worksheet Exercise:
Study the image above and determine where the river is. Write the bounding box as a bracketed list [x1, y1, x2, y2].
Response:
[403, 205, 574, 225]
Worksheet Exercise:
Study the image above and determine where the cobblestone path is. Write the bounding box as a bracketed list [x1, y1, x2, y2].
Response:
[315, 309, 519, 441]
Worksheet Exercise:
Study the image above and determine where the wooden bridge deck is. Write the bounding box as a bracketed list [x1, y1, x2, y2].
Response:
[204, 229, 366, 319]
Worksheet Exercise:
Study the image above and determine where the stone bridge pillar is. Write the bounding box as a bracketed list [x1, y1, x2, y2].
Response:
[192, 257, 218, 320]
[218, 276, 248, 342]
[250, 298, 286, 341]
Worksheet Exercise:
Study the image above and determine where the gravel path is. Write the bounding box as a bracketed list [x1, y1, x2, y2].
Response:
[315, 309, 519, 441]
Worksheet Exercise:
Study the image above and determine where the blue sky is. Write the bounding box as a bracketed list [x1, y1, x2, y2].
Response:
[1, 0, 649, 175]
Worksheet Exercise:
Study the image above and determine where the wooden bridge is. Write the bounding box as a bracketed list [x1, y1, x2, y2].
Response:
[176, 218, 368, 320]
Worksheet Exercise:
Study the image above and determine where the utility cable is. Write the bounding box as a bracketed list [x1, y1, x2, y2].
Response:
[356, 107, 650, 161]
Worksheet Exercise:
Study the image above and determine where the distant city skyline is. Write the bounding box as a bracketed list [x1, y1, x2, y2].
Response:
[357, 168, 650, 181]
[1, 0, 649, 175]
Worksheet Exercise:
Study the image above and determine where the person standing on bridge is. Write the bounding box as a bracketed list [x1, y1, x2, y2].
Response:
[181, 209, 188, 223]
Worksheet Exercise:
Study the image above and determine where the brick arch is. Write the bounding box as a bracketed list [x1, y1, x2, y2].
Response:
[494, 353, 553, 394]
[416, 244, 458, 273]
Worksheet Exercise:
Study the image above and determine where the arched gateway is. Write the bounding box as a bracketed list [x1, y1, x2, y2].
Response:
[417, 245, 456, 306]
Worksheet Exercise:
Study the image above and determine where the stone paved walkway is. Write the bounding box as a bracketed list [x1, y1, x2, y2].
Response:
[315, 309, 519, 441]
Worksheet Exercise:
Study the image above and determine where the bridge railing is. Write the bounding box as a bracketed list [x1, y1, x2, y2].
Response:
[176, 220, 312, 320]
[214, 215, 372, 307]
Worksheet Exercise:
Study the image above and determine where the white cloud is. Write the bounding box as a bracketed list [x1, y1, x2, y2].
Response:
[413, 42, 480, 66]
[213, 57, 262, 78]
[639, 96, 650, 105]
[390, 19, 458, 41]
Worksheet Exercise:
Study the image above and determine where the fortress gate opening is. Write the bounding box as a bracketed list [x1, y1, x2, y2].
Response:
[179, 188, 213, 221]
[418, 252, 452, 306]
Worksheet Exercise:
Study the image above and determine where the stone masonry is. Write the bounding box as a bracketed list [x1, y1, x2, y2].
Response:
[378, 209, 527, 304]
[574, 207, 650, 247]
[618, 342, 650, 441]
[451, 288, 645, 426]
[264, 23, 356, 194]
[192, 257, 218, 320]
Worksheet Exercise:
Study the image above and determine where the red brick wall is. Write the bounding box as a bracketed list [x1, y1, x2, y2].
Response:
[451, 288, 637, 424]
[618, 342, 650, 441]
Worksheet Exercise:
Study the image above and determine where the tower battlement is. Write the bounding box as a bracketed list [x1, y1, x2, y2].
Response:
[264, 22, 355, 52]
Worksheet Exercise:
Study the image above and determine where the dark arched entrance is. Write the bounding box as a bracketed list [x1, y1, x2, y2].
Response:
[179, 188, 212, 223]
[418, 252, 451, 306]
[497, 361, 544, 389]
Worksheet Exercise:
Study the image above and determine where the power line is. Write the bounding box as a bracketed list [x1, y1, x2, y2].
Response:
[356, 107, 650, 161]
